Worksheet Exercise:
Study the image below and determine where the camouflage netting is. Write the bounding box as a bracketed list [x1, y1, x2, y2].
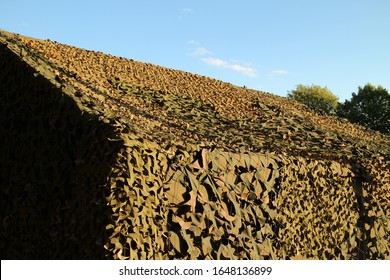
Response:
[104, 132, 281, 259]
[0, 36, 123, 259]
[1, 30, 389, 259]
[275, 156, 389, 259]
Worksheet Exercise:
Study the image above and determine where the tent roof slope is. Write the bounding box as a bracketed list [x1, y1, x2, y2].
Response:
[1, 30, 389, 162]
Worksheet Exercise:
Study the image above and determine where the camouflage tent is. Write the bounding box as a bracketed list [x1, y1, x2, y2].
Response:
[1, 30, 389, 260]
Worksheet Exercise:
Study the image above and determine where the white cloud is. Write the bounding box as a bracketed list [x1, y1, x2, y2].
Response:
[202, 58, 226, 67]
[271, 70, 288, 75]
[229, 64, 257, 77]
[178, 8, 193, 19]
[187, 40, 200, 45]
[181, 8, 193, 14]
[191, 47, 213, 56]
[201, 57, 257, 77]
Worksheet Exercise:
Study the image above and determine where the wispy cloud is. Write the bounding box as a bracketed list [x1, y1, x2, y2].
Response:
[186, 42, 257, 77]
[271, 70, 288, 75]
[178, 8, 193, 19]
[191, 47, 213, 56]
[187, 40, 200, 45]
[181, 8, 193, 14]
[201, 57, 257, 77]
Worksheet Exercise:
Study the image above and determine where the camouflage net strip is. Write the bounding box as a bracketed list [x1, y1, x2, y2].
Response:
[104, 127, 281, 259]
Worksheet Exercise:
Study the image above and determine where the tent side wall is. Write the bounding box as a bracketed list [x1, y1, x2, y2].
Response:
[0, 43, 119, 259]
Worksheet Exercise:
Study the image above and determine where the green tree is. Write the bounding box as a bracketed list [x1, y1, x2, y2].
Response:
[287, 84, 339, 114]
[337, 83, 390, 134]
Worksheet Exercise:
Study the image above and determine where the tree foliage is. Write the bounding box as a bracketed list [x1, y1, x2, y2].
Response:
[287, 84, 339, 114]
[337, 83, 390, 134]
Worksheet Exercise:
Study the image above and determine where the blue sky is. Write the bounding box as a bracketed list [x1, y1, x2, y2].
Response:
[2, 0, 389, 101]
